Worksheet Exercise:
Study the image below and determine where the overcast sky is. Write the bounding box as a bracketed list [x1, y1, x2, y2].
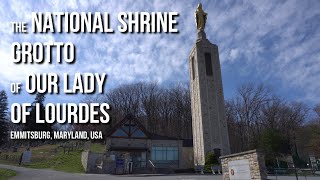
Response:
[0, 0, 319, 106]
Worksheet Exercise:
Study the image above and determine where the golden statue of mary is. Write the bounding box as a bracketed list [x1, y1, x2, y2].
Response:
[195, 3, 207, 31]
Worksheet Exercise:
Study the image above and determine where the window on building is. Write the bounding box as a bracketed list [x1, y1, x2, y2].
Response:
[111, 119, 147, 138]
[205, 53, 213, 76]
[112, 129, 128, 137]
[151, 146, 178, 161]
[131, 129, 146, 138]
[191, 57, 195, 80]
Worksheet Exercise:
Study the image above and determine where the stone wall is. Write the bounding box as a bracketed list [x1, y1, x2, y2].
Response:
[81, 151, 105, 173]
[181, 147, 194, 169]
[81, 151, 89, 172]
[189, 34, 230, 166]
[220, 149, 267, 180]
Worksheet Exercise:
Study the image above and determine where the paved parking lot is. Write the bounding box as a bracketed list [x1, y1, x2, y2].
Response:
[1, 164, 319, 180]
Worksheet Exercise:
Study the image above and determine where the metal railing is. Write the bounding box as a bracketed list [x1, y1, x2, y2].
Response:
[148, 159, 155, 168]
[268, 167, 320, 179]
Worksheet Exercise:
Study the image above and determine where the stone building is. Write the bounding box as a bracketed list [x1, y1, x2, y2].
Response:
[82, 114, 194, 174]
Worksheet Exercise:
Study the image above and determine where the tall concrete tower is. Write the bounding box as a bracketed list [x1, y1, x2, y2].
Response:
[190, 4, 230, 166]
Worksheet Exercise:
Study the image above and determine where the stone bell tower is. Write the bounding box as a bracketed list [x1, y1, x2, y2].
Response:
[189, 3, 230, 166]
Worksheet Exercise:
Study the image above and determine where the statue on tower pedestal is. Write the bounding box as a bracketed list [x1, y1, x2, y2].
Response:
[195, 3, 207, 40]
[195, 3, 207, 31]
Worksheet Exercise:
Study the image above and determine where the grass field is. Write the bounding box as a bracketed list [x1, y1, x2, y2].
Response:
[0, 143, 94, 173]
[26, 150, 84, 173]
[0, 168, 17, 180]
[90, 143, 105, 153]
[0, 143, 106, 173]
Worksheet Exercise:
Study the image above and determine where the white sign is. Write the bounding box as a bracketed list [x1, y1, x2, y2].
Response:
[228, 159, 251, 180]
[310, 156, 317, 169]
[310, 156, 316, 163]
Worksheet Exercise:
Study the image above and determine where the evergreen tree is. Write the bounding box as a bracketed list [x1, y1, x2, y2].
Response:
[25, 93, 53, 132]
[0, 90, 8, 145]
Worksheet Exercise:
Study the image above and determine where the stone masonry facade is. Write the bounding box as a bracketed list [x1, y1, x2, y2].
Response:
[189, 35, 230, 165]
[220, 149, 267, 180]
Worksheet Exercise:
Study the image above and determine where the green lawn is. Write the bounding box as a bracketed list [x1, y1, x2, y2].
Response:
[0, 160, 18, 166]
[90, 143, 105, 153]
[27, 150, 84, 173]
[1, 144, 85, 173]
[0, 142, 106, 174]
[0, 168, 17, 180]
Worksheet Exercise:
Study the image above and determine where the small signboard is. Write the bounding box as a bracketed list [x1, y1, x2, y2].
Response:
[116, 159, 124, 167]
[21, 150, 32, 164]
[110, 155, 116, 161]
[310, 155, 317, 169]
[228, 159, 251, 180]
[310, 156, 316, 162]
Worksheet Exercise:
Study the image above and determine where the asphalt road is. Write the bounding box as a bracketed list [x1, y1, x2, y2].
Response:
[0, 164, 220, 180]
[1, 164, 319, 180]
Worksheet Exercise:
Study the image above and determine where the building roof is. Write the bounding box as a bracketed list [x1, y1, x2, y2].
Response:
[106, 114, 150, 139]
[106, 114, 182, 141]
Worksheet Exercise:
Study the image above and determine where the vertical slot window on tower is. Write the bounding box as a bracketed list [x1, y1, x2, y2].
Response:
[191, 57, 195, 80]
[205, 53, 213, 76]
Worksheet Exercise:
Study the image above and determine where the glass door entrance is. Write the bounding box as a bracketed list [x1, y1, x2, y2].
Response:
[130, 151, 147, 168]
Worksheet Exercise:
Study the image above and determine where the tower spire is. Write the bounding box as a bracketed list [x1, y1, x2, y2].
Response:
[189, 4, 231, 167]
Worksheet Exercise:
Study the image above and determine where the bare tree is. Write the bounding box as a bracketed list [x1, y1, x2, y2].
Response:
[140, 82, 161, 134]
[87, 82, 193, 139]
[314, 104, 320, 125]
[75, 81, 312, 161]
[228, 83, 271, 151]
[225, 83, 309, 155]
